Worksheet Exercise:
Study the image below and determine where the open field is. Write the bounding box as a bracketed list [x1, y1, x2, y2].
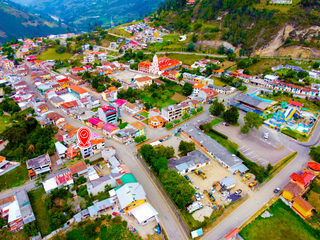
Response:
[110, 28, 133, 38]
[240, 199, 320, 240]
[38, 48, 73, 61]
[0, 165, 28, 192]
[28, 188, 51, 236]
[211, 77, 226, 87]
[220, 60, 236, 69]
[247, 58, 286, 75]
[171, 92, 187, 102]
[211, 118, 223, 126]
[255, 0, 300, 12]
[164, 53, 204, 65]
[0, 229, 28, 240]
[0, 114, 12, 133]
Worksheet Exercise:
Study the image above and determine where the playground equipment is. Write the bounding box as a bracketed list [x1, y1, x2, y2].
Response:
[272, 106, 301, 123]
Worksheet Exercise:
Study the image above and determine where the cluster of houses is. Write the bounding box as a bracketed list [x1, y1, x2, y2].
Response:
[125, 22, 163, 45]
[281, 169, 316, 218]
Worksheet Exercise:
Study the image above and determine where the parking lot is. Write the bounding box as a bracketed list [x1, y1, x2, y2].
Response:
[110, 70, 154, 84]
[213, 120, 292, 167]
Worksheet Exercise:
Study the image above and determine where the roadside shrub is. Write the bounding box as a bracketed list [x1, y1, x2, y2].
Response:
[211, 129, 228, 139]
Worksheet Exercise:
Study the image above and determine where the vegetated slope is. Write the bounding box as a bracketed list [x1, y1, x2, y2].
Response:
[0, 0, 66, 43]
[154, 0, 320, 53]
[19, 0, 163, 31]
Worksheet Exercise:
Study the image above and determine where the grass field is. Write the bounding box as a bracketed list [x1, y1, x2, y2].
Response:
[142, 118, 149, 125]
[211, 118, 223, 126]
[211, 77, 227, 87]
[220, 60, 236, 69]
[207, 131, 239, 154]
[139, 111, 149, 118]
[38, 48, 73, 61]
[0, 165, 28, 192]
[171, 93, 187, 102]
[28, 188, 51, 236]
[247, 58, 286, 75]
[110, 28, 133, 38]
[240, 199, 320, 240]
[0, 115, 12, 133]
[0, 229, 28, 240]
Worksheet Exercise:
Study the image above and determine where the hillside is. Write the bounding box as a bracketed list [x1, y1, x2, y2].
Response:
[0, 0, 66, 43]
[153, 0, 320, 56]
[11, 0, 163, 31]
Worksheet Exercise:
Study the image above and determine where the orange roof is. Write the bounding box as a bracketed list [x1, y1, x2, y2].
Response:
[135, 76, 152, 82]
[90, 138, 105, 145]
[69, 85, 88, 94]
[130, 121, 146, 130]
[149, 116, 165, 124]
[0, 156, 5, 162]
[293, 196, 314, 212]
[215, 69, 225, 73]
[68, 161, 87, 175]
[193, 84, 205, 89]
[0, 195, 15, 206]
[139, 61, 152, 67]
[108, 87, 117, 91]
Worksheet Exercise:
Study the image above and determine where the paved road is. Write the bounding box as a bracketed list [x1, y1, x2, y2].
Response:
[203, 121, 320, 240]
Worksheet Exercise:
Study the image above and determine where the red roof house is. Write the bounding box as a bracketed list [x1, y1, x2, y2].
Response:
[290, 171, 315, 188]
[288, 100, 304, 107]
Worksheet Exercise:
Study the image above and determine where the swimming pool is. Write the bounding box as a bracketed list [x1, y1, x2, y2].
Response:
[248, 92, 274, 104]
[295, 124, 309, 133]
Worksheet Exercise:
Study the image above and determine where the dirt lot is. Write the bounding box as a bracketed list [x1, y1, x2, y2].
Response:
[220, 60, 236, 69]
[184, 159, 252, 207]
[171, 93, 187, 102]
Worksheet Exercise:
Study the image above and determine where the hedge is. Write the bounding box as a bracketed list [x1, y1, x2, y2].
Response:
[211, 128, 228, 140]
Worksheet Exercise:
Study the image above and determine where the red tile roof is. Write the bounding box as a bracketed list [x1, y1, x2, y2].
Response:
[68, 162, 87, 175]
[293, 196, 314, 212]
[288, 100, 304, 107]
[68, 85, 88, 94]
[290, 171, 315, 186]
[60, 101, 78, 109]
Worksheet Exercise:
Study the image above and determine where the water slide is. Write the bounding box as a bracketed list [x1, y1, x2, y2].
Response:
[285, 108, 296, 121]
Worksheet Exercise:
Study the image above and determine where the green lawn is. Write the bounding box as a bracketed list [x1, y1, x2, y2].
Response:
[0, 165, 28, 192]
[38, 48, 73, 61]
[0, 229, 28, 240]
[0, 115, 12, 133]
[139, 111, 149, 118]
[211, 118, 223, 126]
[207, 131, 239, 154]
[28, 188, 51, 236]
[240, 199, 320, 240]
[142, 118, 149, 125]
[118, 122, 128, 129]
[163, 53, 204, 66]
[211, 77, 227, 87]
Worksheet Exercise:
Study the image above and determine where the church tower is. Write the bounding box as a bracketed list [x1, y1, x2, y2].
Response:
[151, 54, 159, 75]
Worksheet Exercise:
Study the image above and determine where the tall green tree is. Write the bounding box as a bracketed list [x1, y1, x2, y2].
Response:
[309, 146, 320, 163]
[243, 112, 264, 130]
[223, 106, 239, 124]
[209, 102, 225, 116]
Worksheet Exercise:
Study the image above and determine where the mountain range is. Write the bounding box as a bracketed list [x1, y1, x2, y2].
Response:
[0, 0, 66, 43]
[11, 0, 163, 31]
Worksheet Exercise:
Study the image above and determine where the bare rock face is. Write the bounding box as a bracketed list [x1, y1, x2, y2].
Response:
[196, 40, 236, 51]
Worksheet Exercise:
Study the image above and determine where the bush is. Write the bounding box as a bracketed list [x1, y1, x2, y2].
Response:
[134, 136, 141, 143]
[140, 135, 147, 141]
[211, 128, 228, 139]
[165, 122, 173, 129]
[111, 216, 122, 224]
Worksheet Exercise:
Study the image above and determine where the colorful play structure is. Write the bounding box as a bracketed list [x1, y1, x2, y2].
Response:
[272, 105, 302, 123]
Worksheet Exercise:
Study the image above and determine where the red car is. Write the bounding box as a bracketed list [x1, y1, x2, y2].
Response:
[249, 181, 258, 188]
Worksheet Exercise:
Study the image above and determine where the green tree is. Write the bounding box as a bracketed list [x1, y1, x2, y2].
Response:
[240, 124, 250, 134]
[313, 62, 320, 69]
[297, 71, 309, 79]
[226, 48, 234, 54]
[244, 112, 264, 130]
[187, 43, 195, 52]
[218, 44, 225, 54]
[199, 122, 212, 133]
[165, 122, 173, 129]
[223, 106, 239, 124]
[179, 141, 196, 155]
[92, 78, 98, 89]
[191, 109, 197, 115]
[182, 113, 190, 120]
[309, 146, 320, 163]
[197, 106, 203, 112]
[209, 102, 225, 116]
[140, 135, 147, 141]
[191, 33, 198, 43]
[153, 157, 169, 174]
[137, 51, 144, 60]
[23, 222, 38, 237]
[183, 82, 193, 96]
[243, 68, 250, 75]
[174, 119, 181, 124]
[139, 144, 155, 164]
[134, 136, 142, 143]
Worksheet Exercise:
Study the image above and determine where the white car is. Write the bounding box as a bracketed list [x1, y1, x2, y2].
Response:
[264, 133, 269, 140]
[209, 187, 215, 193]
[199, 192, 204, 199]
[195, 193, 200, 201]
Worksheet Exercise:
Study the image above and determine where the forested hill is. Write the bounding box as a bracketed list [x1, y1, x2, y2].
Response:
[0, 0, 66, 43]
[153, 0, 320, 52]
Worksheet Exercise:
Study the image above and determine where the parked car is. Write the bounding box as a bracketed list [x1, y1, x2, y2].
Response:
[223, 122, 229, 126]
[274, 187, 281, 193]
[184, 175, 190, 180]
[199, 192, 204, 199]
[249, 181, 258, 188]
[242, 174, 251, 181]
[189, 179, 194, 184]
[264, 132, 269, 140]
[195, 186, 200, 190]
[195, 193, 201, 201]
[209, 187, 215, 193]
[235, 189, 242, 195]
